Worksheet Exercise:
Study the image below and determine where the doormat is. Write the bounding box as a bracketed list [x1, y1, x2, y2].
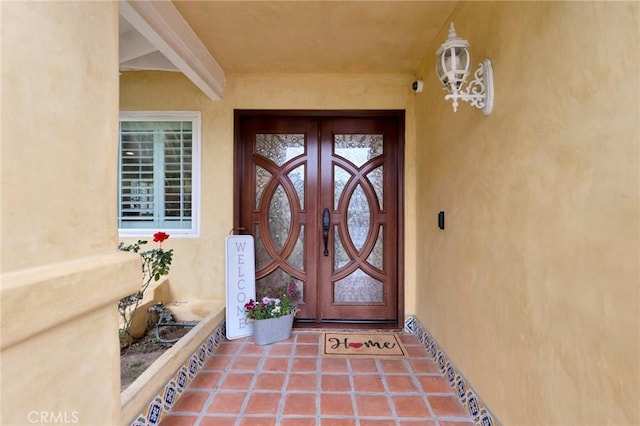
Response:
[322, 332, 408, 358]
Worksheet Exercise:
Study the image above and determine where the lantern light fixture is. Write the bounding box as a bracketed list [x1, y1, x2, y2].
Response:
[435, 23, 494, 115]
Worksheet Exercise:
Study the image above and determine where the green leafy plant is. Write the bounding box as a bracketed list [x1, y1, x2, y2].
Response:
[244, 279, 297, 320]
[118, 231, 173, 347]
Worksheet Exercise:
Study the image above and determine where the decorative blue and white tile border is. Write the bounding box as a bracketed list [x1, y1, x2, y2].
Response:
[129, 320, 226, 426]
[405, 315, 501, 426]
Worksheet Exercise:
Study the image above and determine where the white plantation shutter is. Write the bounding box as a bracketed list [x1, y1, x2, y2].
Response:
[163, 126, 192, 227]
[118, 112, 200, 236]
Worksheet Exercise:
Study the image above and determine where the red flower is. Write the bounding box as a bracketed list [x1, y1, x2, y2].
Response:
[153, 232, 170, 243]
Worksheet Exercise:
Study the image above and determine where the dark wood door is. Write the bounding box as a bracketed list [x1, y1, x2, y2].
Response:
[235, 111, 403, 326]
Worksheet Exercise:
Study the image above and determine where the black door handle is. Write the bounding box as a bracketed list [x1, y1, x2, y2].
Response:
[322, 208, 330, 256]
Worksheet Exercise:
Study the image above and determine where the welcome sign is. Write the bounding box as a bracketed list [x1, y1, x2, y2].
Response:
[225, 235, 256, 339]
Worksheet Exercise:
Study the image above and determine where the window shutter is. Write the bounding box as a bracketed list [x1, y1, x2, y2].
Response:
[163, 122, 192, 228]
[119, 123, 156, 228]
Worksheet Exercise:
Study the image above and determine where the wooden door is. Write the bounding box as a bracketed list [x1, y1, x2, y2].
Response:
[235, 111, 403, 326]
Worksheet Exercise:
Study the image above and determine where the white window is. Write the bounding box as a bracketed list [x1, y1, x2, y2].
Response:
[118, 112, 200, 237]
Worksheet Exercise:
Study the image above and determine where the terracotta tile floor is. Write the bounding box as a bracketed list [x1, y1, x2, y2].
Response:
[159, 331, 474, 426]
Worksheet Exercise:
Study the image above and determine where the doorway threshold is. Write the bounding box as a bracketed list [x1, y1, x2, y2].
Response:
[293, 321, 400, 331]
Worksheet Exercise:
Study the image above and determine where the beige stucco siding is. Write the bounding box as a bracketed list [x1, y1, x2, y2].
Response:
[413, 2, 639, 425]
[1, 2, 140, 425]
[2, 2, 121, 271]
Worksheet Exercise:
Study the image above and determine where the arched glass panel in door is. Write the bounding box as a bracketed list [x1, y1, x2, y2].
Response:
[332, 134, 386, 305]
[253, 133, 308, 305]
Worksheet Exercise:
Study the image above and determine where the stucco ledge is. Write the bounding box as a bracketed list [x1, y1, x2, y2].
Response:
[1, 251, 141, 350]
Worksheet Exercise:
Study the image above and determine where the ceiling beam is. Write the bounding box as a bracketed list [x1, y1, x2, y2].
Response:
[120, 0, 225, 100]
[119, 28, 163, 64]
[120, 51, 180, 72]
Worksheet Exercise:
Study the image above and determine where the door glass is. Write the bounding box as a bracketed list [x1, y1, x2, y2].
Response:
[334, 269, 383, 303]
[333, 133, 387, 306]
[366, 166, 384, 209]
[333, 226, 350, 271]
[286, 224, 305, 271]
[288, 165, 305, 209]
[255, 165, 272, 208]
[334, 134, 383, 167]
[256, 267, 303, 302]
[267, 184, 291, 252]
[334, 166, 351, 210]
[255, 134, 305, 166]
[254, 224, 272, 270]
[366, 225, 384, 270]
[253, 130, 310, 313]
[346, 184, 370, 252]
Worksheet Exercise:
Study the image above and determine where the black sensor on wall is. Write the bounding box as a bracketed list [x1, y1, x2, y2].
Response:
[438, 211, 445, 229]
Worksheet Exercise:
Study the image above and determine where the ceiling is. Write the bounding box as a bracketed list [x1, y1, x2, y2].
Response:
[119, 1, 458, 97]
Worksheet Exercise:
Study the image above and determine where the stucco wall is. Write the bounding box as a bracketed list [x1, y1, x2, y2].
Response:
[413, 2, 639, 425]
[119, 72, 418, 313]
[1, 2, 140, 425]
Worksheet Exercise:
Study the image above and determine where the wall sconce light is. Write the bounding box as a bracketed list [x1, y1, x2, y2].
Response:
[435, 23, 494, 115]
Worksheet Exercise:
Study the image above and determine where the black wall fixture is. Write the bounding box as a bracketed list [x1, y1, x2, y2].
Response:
[438, 211, 445, 230]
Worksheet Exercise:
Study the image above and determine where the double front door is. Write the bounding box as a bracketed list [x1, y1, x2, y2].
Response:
[235, 111, 403, 325]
